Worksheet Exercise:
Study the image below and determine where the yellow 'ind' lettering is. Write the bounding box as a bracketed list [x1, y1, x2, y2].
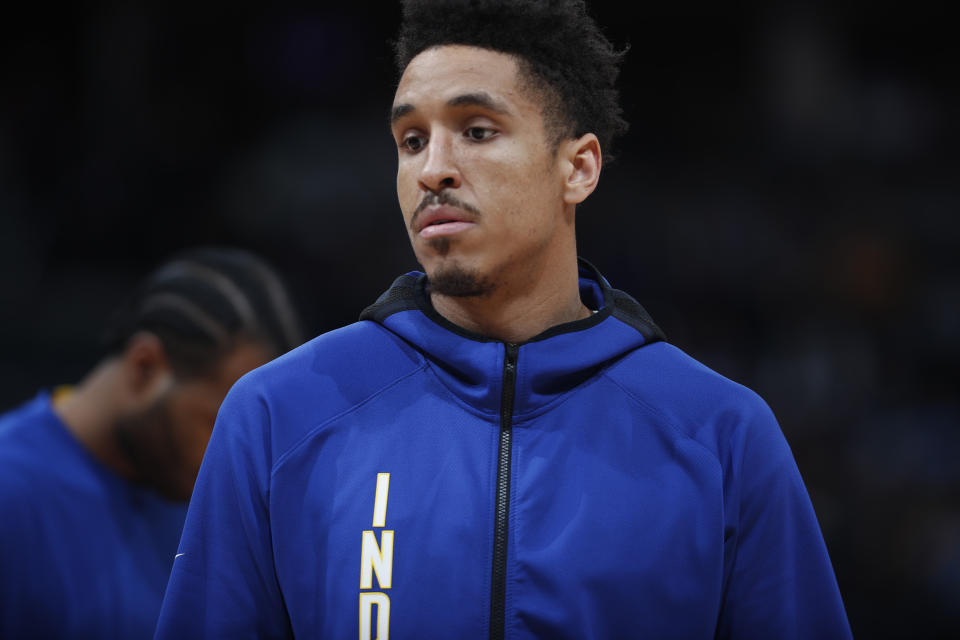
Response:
[359, 473, 393, 639]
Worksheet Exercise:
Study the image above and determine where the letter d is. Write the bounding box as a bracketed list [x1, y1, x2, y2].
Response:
[359, 592, 390, 640]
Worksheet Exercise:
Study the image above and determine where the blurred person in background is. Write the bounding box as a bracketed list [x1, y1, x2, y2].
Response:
[0, 247, 303, 639]
[157, 1, 851, 638]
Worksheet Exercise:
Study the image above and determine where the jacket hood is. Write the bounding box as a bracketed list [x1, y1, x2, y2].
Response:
[359, 259, 665, 419]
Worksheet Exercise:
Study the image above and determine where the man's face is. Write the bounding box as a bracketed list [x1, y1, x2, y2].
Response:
[391, 45, 572, 297]
[115, 341, 271, 501]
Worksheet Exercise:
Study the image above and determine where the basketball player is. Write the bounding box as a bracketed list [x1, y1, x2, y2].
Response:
[0, 247, 303, 639]
[157, 3, 852, 638]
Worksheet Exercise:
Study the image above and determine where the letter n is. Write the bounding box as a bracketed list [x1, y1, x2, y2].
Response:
[360, 530, 394, 589]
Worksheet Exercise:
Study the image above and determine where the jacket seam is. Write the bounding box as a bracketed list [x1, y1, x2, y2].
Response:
[601, 371, 719, 464]
[270, 363, 429, 476]
[604, 368, 738, 626]
[715, 427, 743, 635]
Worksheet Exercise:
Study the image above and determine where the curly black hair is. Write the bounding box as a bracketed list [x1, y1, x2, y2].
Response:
[394, 0, 629, 160]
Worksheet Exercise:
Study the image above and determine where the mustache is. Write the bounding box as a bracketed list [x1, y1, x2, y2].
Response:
[410, 191, 481, 231]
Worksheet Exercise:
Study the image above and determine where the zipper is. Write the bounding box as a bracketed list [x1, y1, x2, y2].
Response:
[490, 342, 519, 640]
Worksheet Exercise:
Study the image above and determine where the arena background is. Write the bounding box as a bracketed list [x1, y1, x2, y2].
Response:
[1, 2, 957, 637]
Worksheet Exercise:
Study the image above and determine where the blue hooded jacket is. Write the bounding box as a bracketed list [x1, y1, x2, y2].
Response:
[155, 261, 851, 639]
[0, 394, 187, 640]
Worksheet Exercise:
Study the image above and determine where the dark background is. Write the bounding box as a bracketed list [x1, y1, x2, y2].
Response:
[1, 1, 957, 637]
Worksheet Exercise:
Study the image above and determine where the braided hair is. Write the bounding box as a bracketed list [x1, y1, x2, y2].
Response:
[102, 247, 304, 378]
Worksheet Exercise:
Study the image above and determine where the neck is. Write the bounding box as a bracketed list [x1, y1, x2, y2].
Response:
[53, 361, 139, 480]
[430, 255, 590, 343]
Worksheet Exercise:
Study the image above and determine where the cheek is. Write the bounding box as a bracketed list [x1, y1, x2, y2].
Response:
[488, 167, 555, 229]
[486, 142, 554, 200]
[396, 166, 419, 219]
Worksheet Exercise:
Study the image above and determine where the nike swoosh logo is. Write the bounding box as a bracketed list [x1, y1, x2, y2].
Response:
[175, 553, 185, 559]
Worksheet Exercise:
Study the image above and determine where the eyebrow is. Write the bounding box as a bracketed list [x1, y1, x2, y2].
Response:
[390, 103, 415, 125]
[389, 92, 511, 125]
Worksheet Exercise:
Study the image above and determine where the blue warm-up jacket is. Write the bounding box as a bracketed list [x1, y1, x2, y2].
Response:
[155, 261, 851, 639]
[0, 395, 186, 640]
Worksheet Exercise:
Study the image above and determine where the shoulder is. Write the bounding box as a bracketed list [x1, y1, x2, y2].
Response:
[234, 320, 423, 403]
[606, 342, 771, 419]
[0, 399, 56, 531]
[214, 321, 426, 464]
[0, 394, 49, 437]
[0, 396, 59, 478]
[604, 342, 778, 455]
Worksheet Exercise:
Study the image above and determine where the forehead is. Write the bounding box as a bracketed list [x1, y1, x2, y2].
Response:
[393, 45, 533, 114]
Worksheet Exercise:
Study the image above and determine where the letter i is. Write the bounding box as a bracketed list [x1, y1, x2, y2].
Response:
[373, 473, 390, 528]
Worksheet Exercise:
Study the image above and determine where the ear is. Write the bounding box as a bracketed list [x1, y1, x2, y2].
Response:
[561, 133, 602, 205]
[119, 332, 174, 407]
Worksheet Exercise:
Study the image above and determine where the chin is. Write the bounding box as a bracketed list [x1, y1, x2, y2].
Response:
[427, 261, 495, 298]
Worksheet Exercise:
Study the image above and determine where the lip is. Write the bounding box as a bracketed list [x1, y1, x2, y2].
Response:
[415, 205, 477, 238]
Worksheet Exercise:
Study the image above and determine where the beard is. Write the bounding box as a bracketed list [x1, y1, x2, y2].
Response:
[113, 395, 190, 501]
[428, 262, 495, 298]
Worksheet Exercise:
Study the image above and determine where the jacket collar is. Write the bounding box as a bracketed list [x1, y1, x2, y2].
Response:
[360, 259, 664, 419]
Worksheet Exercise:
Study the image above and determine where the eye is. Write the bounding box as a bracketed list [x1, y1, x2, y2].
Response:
[465, 127, 496, 142]
[400, 134, 427, 153]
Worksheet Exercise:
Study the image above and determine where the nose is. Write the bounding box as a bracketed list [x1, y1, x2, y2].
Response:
[418, 132, 461, 193]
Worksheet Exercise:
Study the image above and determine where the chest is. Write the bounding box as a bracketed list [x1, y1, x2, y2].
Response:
[270, 393, 727, 638]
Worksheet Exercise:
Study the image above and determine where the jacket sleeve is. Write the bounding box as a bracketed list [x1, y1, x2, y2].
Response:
[154, 376, 292, 640]
[715, 397, 853, 640]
